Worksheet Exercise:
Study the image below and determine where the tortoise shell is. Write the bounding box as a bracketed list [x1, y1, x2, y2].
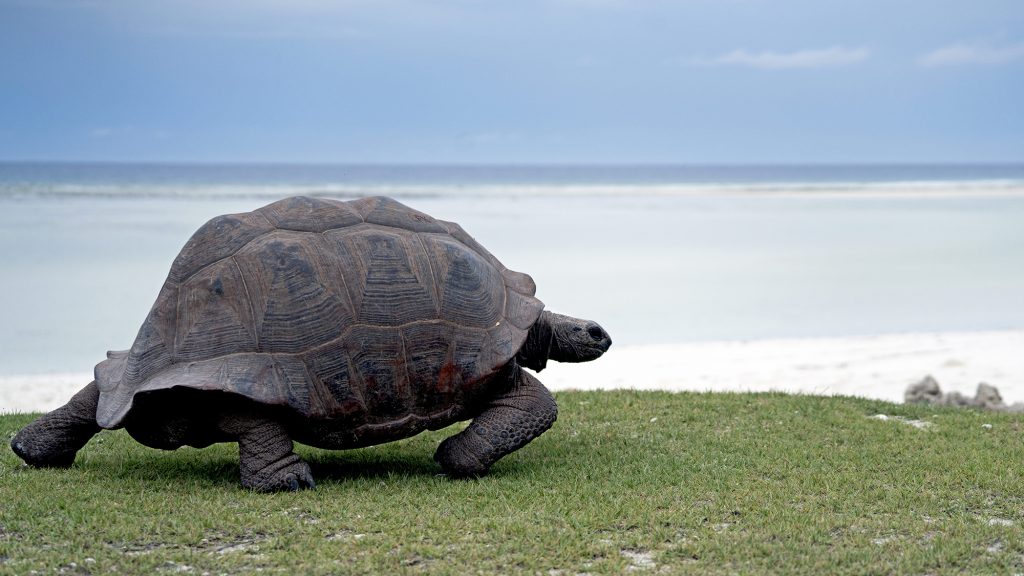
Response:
[94, 196, 544, 430]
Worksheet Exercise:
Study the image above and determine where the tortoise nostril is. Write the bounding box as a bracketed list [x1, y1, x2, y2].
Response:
[587, 325, 605, 341]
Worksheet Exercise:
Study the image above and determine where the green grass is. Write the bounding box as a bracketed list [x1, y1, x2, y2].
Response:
[1, 391, 1022, 575]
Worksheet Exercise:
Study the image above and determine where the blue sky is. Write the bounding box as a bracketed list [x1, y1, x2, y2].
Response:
[1, 0, 1022, 164]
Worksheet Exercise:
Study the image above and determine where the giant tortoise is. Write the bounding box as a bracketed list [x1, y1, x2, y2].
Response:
[11, 196, 611, 491]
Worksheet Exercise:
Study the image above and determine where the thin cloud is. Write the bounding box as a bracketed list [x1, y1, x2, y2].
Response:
[691, 46, 869, 70]
[919, 42, 1024, 67]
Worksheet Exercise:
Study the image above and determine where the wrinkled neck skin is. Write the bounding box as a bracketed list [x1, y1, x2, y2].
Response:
[517, 311, 612, 371]
[516, 312, 555, 371]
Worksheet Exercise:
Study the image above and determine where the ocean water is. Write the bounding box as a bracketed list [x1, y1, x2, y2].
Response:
[2, 162, 1024, 376]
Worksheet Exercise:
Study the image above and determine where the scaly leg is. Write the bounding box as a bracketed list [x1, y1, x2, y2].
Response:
[435, 367, 558, 477]
[11, 381, 102, 468]
[228, 417, 315, 492]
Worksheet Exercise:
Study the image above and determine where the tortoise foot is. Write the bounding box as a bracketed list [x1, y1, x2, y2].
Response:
[11, 430, 77, 468]
[234, 417, 315, 492]
[244, 459, 315, 492]
[10, 382, 101, 469]
[434, 434, 490, 478]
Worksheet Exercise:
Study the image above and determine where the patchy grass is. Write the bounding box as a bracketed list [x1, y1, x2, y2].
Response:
[1, 391, 1022, 575]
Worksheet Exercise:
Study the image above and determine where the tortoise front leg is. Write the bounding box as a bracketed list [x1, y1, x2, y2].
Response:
[11, 381, 102, 468]
[435, 367, 558, 477]
[226, 416, 316, 492]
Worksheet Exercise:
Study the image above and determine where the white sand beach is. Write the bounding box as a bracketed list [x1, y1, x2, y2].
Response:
[3, 330, 1021, 414]
[541, 330, 1024, 404]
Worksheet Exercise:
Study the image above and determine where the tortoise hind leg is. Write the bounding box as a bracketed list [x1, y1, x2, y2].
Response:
[225, 416, 315, 492]
[11, 381, 102, 468]
[435, 367, 558, 477]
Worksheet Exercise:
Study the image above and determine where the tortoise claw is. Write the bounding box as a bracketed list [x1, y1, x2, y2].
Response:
[288, 461, 316, 491]
[282, 468, 317, 492]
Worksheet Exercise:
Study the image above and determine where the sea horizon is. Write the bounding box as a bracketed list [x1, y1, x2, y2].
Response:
[3, 160, 1024, 201]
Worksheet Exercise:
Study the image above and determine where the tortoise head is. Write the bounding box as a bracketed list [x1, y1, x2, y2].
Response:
[517, 311, 612, 371]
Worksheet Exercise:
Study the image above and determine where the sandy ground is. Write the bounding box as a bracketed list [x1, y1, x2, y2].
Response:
[541, 330, 1024, 404]
[2, 330, 1022, 414]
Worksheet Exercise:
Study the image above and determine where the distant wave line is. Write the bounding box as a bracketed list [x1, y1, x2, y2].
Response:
[2, 180, 1024, 200]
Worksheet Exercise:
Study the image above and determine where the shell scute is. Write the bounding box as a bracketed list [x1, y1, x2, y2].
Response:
[362, 196, 449, 234]
[174, 260, 257, 360]
[233, 231, 356, 353]
[344, 325, 410, 422]
[401, 322, 459, 411]
[327, 228, 440, 326]
[422, 235, 505, 329]
[257, 196, 363, 233]
[168, 212, 274, 284]
[301, 340, 365, 418]
[504, 289, 544, 331]
[440, 221, 501, 268]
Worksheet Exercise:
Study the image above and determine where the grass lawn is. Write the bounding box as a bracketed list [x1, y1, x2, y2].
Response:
[1, 391, 1022, 575]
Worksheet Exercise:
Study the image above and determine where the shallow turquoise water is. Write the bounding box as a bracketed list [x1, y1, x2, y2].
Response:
[3, 189, 1024, 376]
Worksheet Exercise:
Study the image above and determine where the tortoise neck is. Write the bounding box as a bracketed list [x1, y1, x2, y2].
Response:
[516, 311, 553, 371]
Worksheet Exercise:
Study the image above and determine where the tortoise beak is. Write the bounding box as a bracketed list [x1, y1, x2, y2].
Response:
[585, 322, 612, 353]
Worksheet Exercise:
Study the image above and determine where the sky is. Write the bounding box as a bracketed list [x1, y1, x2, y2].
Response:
[0, 0, 1022, 164]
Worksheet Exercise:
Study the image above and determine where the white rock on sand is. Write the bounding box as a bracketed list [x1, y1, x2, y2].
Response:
[1, 331, 1022, 414]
